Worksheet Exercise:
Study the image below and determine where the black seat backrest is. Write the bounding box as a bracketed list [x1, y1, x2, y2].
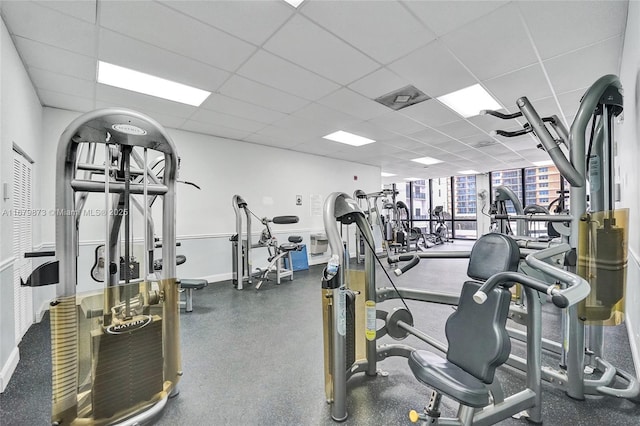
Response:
[467, 233, 520, 281]
[445, 233, 520, 384]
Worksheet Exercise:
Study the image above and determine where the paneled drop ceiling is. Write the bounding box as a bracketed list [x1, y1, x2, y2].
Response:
[0, 0, 629, 182]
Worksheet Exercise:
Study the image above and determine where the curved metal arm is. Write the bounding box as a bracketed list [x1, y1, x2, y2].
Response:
[391, 254, 420, 276]
[473, 244, 590, 308]
[517, 96, 584, 187]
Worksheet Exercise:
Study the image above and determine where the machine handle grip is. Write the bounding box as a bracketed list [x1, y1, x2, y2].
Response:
[24, 251, 55, 258]
[393, 254, 420, 276]
[493, 128, 532, 138]
[482, 109, 522, 120]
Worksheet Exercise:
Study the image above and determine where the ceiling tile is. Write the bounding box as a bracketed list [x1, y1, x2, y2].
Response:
[39, 89, 94, 112]
[406, 0, 508, 37]
[293, 139, 348, 156]
[517, 0, 628, 60]
[180, 120, 254, 141]
[159, 0, 293, 45]
[36, 0, 97, 23]
[189, 109, 266, 133]
[99, 1, 255, 72]
[29, 68, 95, 99]
[263, 14, 379, 85]
[435, 120, 483, 140]
[369, 111, 428, 135]
[438, 140, 478, 155]
[291, 103, 361, 129]
[99, 29, 230, 93]
[544, 36, 622, 95]
[441, 3, 537, 80]
[270, 115, 336, 140]
[301, 1, 436, 64]
[236, 49, 340, 101]
[200, 94, 287, 125]
[318, 88, 389, 121]
[483, 63, 553, 107]
[2, 1, 97, 56]
[400, 99, 462, 127]
[96, 85, 197, 119]
[218, 75, 310, 114]
[14, 36, 96, 81]
[408, 128, 454, 145]
[341, 121, 398, 142]
[384, 138, 429, 151]
[348, 68, 408, 99]
[388, 40, 476, 98]
[557, 88, 588, 119]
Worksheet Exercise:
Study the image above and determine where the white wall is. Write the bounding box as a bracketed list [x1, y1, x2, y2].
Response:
[618, 0, 640, 378]
[0, 16, 51, 392]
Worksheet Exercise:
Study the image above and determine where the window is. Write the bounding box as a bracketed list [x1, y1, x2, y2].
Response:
[453, 175, 477, 239]
[491, 168, 523, 214]
[524, 165, 562, 207]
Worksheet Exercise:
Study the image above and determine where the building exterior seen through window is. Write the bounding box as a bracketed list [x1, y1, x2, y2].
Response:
[385, 165, 566, 240]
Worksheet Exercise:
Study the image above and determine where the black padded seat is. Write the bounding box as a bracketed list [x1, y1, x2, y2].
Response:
[280, 236, 302, 252]
[408, 351, 490, 408]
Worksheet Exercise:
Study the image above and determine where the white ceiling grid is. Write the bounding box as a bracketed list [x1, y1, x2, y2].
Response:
[0, 0, 629, 181]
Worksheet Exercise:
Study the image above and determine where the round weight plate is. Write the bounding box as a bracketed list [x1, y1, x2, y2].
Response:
[386, 308, 414, 340]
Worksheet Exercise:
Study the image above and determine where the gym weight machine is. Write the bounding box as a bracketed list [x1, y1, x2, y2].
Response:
[231, 195, 303, 290]
[20, 108, 182, 425]
[484, 74, 638, 400]
[320, 192, 590, 424]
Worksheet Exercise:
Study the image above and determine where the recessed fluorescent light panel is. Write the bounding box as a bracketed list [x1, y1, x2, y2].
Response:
[458, 170, 479, 175]
[404, 177, 421, 181]
[381, 172, 396, 177]
[437, 84, 501, 118]
[284, 0, 305, 7]
[411, 156, 443, 166]
[532, 160, 555, 167]
[323, 130, 375, 147]
[97, 61, 211, 106]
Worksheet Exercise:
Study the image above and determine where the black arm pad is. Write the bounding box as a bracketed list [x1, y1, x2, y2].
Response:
[272, 215, 299, 224]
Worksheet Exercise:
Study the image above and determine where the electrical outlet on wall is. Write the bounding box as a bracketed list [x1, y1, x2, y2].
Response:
[296, 195, 302, 206]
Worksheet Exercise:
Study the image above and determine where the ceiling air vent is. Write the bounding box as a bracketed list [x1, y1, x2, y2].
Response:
[374, 85, 430, 111]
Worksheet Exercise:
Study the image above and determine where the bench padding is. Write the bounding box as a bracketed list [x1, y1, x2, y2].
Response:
[409, 350, 490, 408]
[180, 279, 208, 290]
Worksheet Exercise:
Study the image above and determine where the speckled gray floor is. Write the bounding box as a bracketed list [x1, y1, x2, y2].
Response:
[1, 241, 639, 425]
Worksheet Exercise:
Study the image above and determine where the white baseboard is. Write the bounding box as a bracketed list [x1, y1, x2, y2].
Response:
[198, 273, 232, 284]
[0, 346, 20, 393]
[626, 313, 640, 381]
[35, 298, 51, 322]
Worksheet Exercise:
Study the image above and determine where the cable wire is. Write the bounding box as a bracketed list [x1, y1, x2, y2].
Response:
[355, 221, 412, 314]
